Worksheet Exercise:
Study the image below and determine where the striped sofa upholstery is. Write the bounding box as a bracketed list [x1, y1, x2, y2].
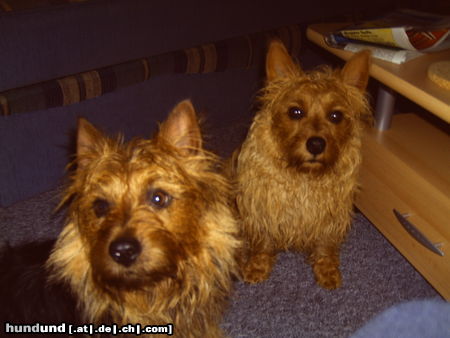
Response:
[0, 24, 301, 116]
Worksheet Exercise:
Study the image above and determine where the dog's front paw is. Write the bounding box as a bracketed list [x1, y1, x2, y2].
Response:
[241, 253, 275, 284]
[312, 257, 342, 290]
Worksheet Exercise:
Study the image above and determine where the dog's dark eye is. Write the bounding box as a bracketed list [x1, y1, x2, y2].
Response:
[328, 111, 343, 124]
[92, 198, 110, 218]
[288, 107, 306, 120]
[148, 188, 172, 209]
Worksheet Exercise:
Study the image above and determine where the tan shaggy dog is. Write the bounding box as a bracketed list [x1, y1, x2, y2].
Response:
[232, 40, 371, 289]
[46, 100, 240, 337]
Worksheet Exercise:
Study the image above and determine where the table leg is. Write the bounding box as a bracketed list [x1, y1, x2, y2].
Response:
[375, 85, 396, 131]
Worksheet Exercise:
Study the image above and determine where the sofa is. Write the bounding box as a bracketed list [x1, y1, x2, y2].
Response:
[0, 0, 412, 209]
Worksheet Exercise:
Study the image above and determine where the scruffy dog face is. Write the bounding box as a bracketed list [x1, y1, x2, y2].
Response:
[75, 142, 203, 291]
[65, 101, 231, 293]
[263, 42, 371, 175]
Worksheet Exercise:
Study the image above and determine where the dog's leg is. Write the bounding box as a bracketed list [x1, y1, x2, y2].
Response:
[241, 239, 276, 284]
[309, 243, 342, 289]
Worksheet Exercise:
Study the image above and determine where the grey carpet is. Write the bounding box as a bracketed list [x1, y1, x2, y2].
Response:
[222, 212, 440, 337]
[0, 186, 440, 337]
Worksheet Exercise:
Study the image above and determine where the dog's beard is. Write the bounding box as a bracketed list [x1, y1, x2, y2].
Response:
[285, 155, 331, 176]
[281, 139, 338, 176]
[92, 262, 179, 292]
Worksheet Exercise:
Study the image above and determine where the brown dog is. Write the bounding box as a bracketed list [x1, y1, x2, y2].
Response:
[232, 40, 371, 289]
[47, 100, 240, 337]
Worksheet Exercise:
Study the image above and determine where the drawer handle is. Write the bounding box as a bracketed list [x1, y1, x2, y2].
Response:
[393, 209, 444, 256]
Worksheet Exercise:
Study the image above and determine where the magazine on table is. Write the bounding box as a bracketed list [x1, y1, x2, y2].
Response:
[324, 9, 450, 64]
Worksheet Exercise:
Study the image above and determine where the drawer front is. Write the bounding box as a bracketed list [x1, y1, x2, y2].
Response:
[356, 134, 450, 300]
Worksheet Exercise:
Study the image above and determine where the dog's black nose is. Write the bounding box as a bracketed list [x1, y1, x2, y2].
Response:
[109, 237, 141, 267]
[306, 136, 326, 155]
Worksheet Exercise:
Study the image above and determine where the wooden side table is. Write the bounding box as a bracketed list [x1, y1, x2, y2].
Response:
[307, 23, 450, 299]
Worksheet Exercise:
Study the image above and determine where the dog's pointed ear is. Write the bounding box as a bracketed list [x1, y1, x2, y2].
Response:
[159, 99, 202, 155]
[266, 39, 301, 81]
[341, 50, 371, 91]
[76, 118, 104, 170]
